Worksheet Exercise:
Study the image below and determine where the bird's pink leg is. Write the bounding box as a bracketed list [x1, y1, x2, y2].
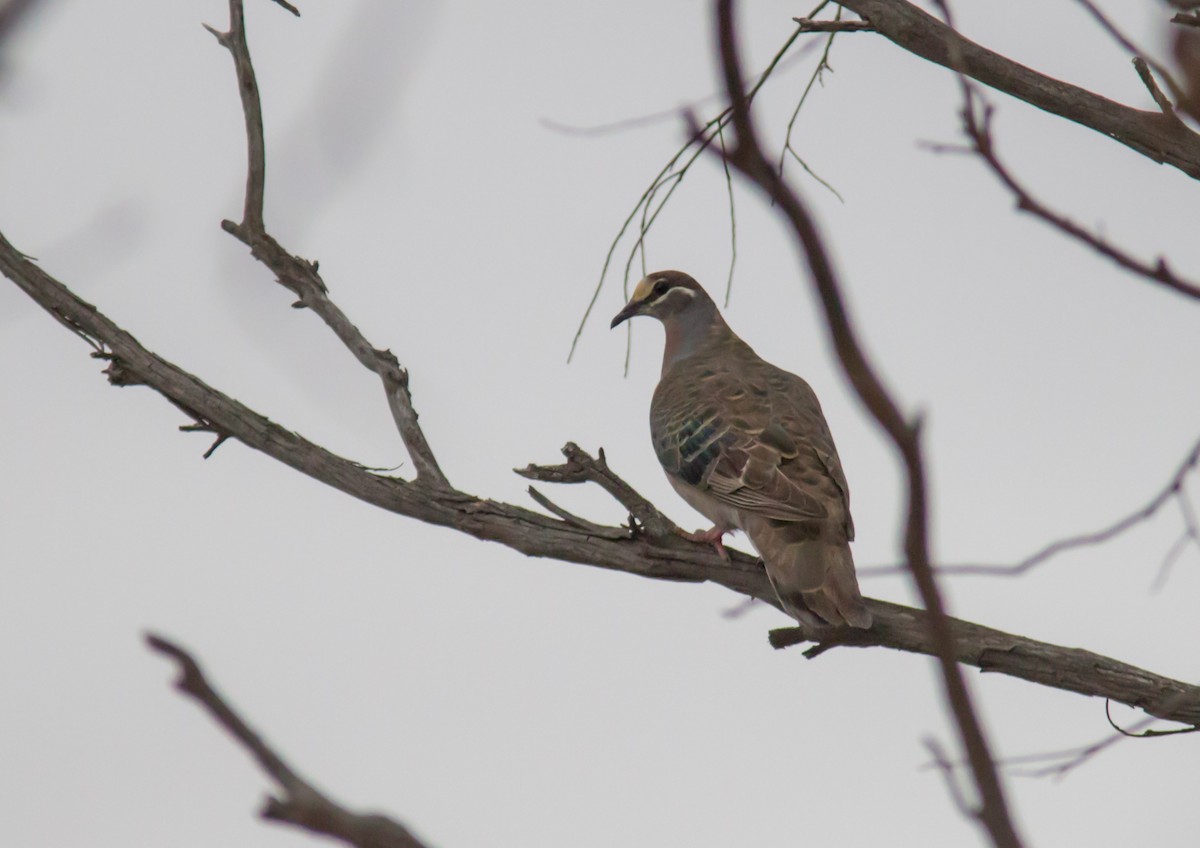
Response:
[675, 525, 731, 562]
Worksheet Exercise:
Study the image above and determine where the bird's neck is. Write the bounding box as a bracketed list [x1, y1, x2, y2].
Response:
[661, 305, 733, 376]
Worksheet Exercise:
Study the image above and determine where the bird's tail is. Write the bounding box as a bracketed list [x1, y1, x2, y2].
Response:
[747, 521, 872, 629]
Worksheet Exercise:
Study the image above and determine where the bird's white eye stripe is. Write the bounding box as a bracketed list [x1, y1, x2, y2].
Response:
[649, 286, 696, 307]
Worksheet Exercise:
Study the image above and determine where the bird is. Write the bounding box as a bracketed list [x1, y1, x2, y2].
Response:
[611, 270, 872, 629]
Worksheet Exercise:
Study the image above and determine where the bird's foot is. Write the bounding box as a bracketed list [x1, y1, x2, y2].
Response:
[675, 525, 731, 562]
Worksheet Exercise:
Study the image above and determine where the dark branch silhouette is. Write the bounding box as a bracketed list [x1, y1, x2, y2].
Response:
[859, 434, 1200, 579]
[940, 88, 1200, 302]
[712, 2, 1022, 845]
[147, 634, 427, 848]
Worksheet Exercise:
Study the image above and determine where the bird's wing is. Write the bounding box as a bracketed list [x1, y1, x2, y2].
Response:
[651, 347, 851, 533]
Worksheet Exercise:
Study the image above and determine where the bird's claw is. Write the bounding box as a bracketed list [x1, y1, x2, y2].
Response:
[675, 525, 732, 562]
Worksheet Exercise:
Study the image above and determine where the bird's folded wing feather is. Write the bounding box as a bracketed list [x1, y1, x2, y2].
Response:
[651, 351, 852, 533]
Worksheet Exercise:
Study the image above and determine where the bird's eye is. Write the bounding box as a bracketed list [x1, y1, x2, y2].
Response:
[651, 280, 669, 298]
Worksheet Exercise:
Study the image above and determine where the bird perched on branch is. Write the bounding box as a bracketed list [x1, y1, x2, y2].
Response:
[611, 270, 871, 629]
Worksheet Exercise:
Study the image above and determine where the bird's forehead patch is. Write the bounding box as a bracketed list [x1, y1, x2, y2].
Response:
[631, 277, 657, 302]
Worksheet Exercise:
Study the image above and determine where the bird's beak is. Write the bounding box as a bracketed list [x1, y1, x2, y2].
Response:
[610, 299, 643, 329]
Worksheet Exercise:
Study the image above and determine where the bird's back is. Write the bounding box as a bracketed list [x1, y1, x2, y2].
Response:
[650, 335, 871, 628]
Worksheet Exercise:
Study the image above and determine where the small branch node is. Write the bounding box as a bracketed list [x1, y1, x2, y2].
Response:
[1133, 56, 1184, 125]
[202, 23, 231, 47]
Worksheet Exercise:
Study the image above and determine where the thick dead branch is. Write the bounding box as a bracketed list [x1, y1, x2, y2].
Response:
[146, 634, 427, 848]
[768, 607, 1200, 727]
[714, 2, 1022, 846]
[7, 232, 1199, 726]
[833, 0, 1200, 178]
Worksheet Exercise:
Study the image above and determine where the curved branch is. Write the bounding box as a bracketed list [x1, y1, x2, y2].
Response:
[950, 90, 1200, 302]
[833, 0, 1200, 178]
[714, 2, 1021, 845]
[147, 634, 426, 848]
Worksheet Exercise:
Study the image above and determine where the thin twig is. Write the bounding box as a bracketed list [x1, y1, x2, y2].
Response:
[517, 442, 681, 539]
[1151, 485, 1200, 591]
[777, 12, 846, 202]
[991, 697, 1198, 779]
[1071, 0, 1185, 107]
[1133, 56, 1184, 124]
[267, 0, 300, 16]
[861, 435, 1200, 579]
[526, 485, 630, 540]
[568, 21, 820, 362]
[793, 16, 873, 32]
[147, 634, 427, 848]
[948, 92, 1200, 301]
[924, 738, 974, 813]
[716, 123, 738, 307]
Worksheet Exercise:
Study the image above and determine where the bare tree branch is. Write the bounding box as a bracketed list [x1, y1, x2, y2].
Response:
[205, 0, 450, 489]
[569, 18, 832, 361]
[978, 698, 1200, 780]
[941, 93, 1200, 301]
[713, 2, 1023, 845]
[146, 634, 427, 848]
[860, 434, 1200, 578]
[517, 441, 681, 538]
[3, 224, 1199, 725]
[832, 0, 1200, 179]
[767, 611, 1200, 726]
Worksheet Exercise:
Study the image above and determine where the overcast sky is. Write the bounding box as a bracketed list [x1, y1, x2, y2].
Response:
[2, 2, 1198, 846]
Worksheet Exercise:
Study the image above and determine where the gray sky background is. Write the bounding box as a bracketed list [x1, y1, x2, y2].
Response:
[2, 2, 1198, 846]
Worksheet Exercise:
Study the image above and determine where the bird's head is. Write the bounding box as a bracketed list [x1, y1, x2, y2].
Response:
[610, 270, 714, 329]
